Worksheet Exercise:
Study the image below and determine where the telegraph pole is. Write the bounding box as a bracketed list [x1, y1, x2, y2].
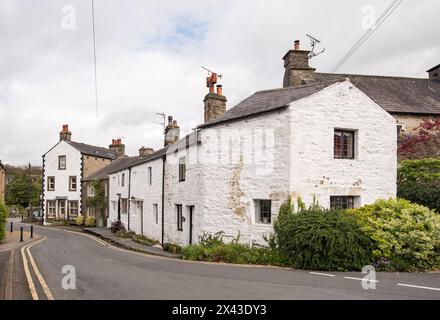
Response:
[27, 162, 33, 221]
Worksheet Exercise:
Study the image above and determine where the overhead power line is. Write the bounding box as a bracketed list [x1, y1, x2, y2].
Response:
[330, 0, 404, 73]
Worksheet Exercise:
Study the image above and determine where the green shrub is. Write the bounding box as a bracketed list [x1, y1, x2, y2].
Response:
[198, 231, 225, 247]
[273, 200, 373, 271]
[183, 243, 288, 266]
[348, 198, 440, 271]
[164, 243, 182, 254]
[85, 216, 96, 227]
[0, 201, 8, 242]
[397, 159, 440, 213]
[75, 216, 85, 226]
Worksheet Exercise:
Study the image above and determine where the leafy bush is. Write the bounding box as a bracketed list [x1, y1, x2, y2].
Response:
[183, 243, 288, 266]
[348, 198, 440, 271]
[272, 199, 372, 271]
[75, 215, 85, 226]
[163, 243, 183, 254]
[85, 216, 96, 227]
[198, 231, 225, 247]
[0, 201, 8, 242]
[397, 159, 440, 213]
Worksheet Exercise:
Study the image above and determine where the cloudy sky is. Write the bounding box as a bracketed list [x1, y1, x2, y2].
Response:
[0, 0, 439, 166]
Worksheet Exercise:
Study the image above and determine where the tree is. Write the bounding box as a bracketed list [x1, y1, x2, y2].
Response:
[398, 119, 440, 160]
[397, 159, 440, 213]
[86, 180, 106, 224]
[5, 172, 41, 208]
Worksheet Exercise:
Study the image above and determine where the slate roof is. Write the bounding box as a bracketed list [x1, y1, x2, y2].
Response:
[198, 72, 440, 129]
[315, 73, 440, 115]
[83, 156, 134, 181]
[84, 147, 169, 179]
[198, 81, 337, 128]
[67, 141, 118, 160]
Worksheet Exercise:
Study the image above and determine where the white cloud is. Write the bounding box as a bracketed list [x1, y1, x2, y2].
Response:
[0, 0, 439, 165]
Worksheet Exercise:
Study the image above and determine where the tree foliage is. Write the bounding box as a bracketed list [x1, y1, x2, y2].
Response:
[398, 119, 440, 160]
[5, 172, 41, 208]
[397, 159, 440, 213]
[86, 180, 106, 220]
[0, 201, 8, 241]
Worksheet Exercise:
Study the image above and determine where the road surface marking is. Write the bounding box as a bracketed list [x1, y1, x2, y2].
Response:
[5, 249, 14, 300]
[397, 283, 440, 291]
[309, 272, 335, 277]
[344, 276, 379, 283]
[26, 239, 54, 300]
[21, 243, 39, 300]
[64, 230, 110, 246]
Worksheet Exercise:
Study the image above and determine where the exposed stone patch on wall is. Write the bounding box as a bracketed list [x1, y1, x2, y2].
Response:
[227, 154, 247, 218]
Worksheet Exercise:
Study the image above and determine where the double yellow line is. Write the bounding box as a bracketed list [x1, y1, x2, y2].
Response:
[21, 237, 54, 300]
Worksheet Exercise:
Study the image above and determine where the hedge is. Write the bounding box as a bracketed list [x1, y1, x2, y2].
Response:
[0, 201, 8, 242]
[397, 158, 440, 213]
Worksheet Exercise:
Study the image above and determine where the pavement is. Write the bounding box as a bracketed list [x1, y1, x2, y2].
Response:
[7, 222, 440, 300]
[0, 218, 40, 300]
[83, 227, 181, 259]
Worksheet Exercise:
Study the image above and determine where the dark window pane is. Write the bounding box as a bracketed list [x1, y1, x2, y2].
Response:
[330, 196, 356, 210]
[334, 130, 354, 159]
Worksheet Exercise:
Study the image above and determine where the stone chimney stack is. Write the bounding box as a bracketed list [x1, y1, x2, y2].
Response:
[164, 116, 180, 147]
[59, 124, 72, 141]
[282, 40, 316, 88]
[139, 146, 154, 157]
[427, 64, 440, 81]
[204, 72, 227, 123]
[109, 138, 126, 158]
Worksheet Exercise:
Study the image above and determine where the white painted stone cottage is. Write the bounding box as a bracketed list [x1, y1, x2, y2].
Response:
[41, 125, 122, 223]
[101, 43, 398, 247]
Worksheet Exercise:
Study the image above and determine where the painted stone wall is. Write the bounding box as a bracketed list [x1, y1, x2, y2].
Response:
[42, 141, 82, 220]
[129, 158, 164, 241]
[289, 81, 397, 208]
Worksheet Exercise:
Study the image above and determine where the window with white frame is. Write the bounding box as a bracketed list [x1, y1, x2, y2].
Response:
[69, 176, 77, 191]
[121, 173, 125, 187]
[59, 155, 66, 170]
[47, 200, 56, 217]
[47, 176, 55, 191]
[88, 185, 95, 196]
[68, 201, 79, 218]
[153, 203, 159, 224]
[255, 199, 272, 224]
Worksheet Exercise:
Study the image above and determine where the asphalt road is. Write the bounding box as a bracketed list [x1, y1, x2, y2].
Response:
[15, 222, 440, 300]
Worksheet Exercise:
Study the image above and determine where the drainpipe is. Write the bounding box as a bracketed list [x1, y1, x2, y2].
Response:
[128, 168, 132, 231]
[161, 155, 166, 246]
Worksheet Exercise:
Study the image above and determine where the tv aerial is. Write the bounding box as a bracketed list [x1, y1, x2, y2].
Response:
[201, 66, 222, 79]
[306, 34, 325, 59]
